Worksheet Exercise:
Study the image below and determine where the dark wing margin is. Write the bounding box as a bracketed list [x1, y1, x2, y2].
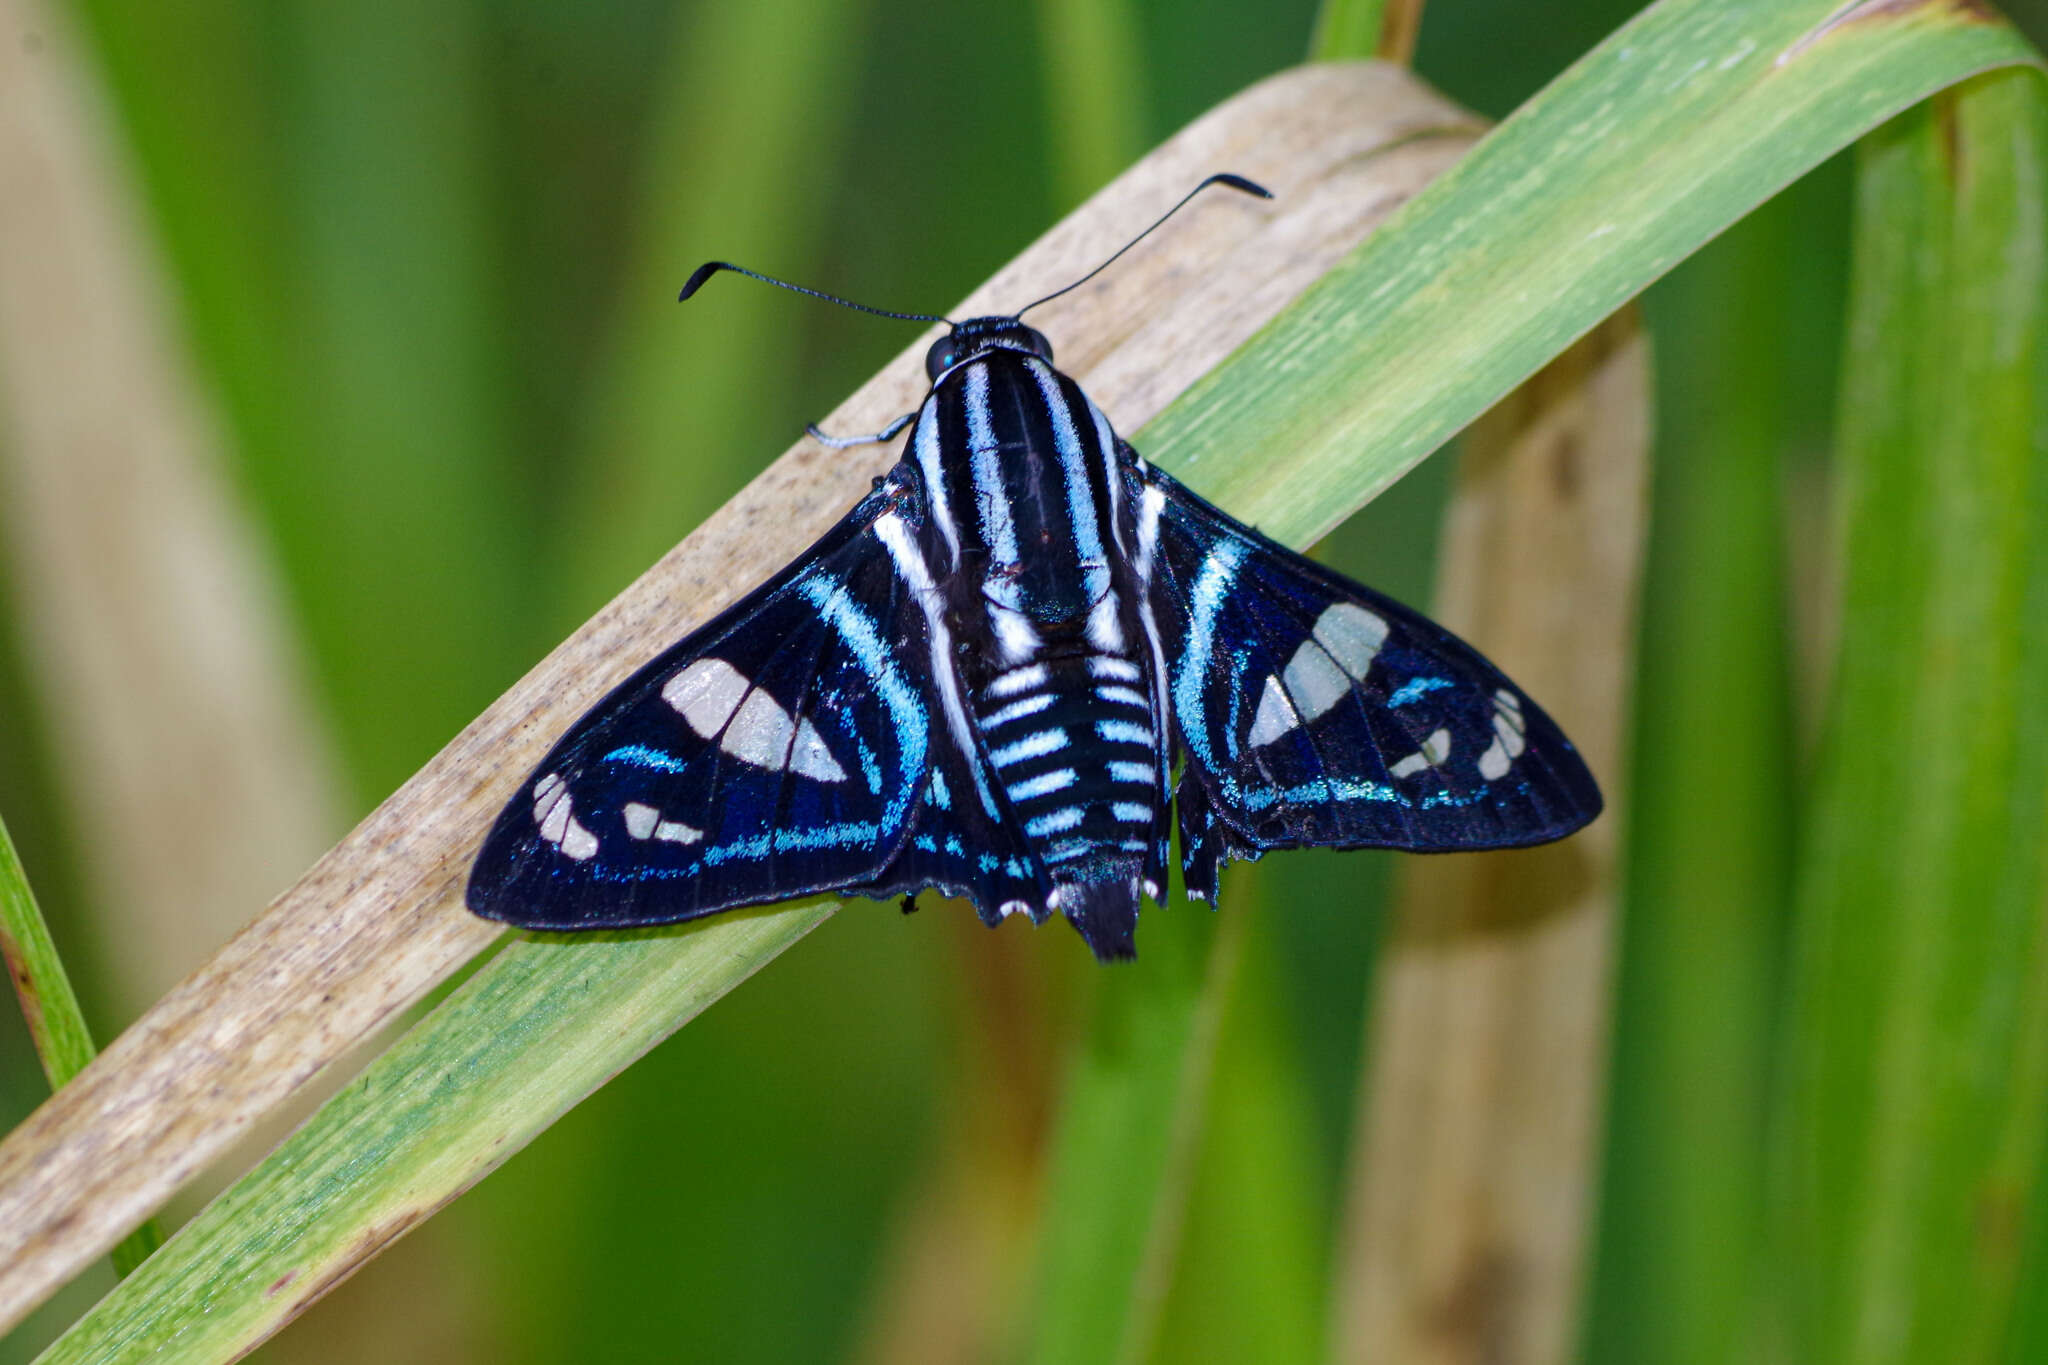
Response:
[1136, 463, 1602, 902]
[467, 485, 935, 929]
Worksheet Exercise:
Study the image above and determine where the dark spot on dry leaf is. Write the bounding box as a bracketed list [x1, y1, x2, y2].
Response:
[1549, 430, 1582, 500]
[1423, 1244, 1524, 1362]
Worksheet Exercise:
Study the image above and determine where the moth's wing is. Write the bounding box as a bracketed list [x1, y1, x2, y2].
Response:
[1137, 463, 1602, 902]
[467, 485, 936, 929]
[847, 736, 1052, 927]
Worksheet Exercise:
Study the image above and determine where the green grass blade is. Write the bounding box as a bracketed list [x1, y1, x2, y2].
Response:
[0, 816, 161, 1280]
[32, 906, 830, 1365]
[1035, 0, 1147, 205]
[1308, 0, 1422, 65]
[0, 813, 95, 1094]
[1583, 196, 1805, 1365]
[1146, 925, 1328, 1365]
[1024, 910, 1242, 1365]
[1143, 0, 2036, 550]
[278, 0, 527, 796]
[1308, 0, 1388, 63]
[1773, 68, 2048, 1364]
[551, 0, 871, 629]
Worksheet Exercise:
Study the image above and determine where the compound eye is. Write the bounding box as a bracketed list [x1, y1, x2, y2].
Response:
[924, 338, 958, 381]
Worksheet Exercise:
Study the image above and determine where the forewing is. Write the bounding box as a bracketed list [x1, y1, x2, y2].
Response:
[1139, 464, 1601, 892]
[467, 487, 933, 929]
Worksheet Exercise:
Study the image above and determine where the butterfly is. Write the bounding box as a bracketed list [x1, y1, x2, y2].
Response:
[466, 174, 1601, 961]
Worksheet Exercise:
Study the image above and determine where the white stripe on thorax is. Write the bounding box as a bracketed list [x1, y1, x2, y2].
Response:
[963, 363, 1018, 568]
[1086, 395, 1127, 555]
[1028, 360, 1108, 598]
[911, 397, 959, 568]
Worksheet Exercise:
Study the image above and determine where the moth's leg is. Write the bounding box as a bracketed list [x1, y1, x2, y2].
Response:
[807, 411, 914, 449]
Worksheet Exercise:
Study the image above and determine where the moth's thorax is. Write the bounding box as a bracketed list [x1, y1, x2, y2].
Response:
[912, 349, 1131, 636]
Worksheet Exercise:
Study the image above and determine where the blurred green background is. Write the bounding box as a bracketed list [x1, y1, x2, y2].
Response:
[4, 1, 2048, 1361]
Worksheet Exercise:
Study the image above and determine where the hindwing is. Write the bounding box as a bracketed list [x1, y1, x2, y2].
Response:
[1135, 464, 1602, 901]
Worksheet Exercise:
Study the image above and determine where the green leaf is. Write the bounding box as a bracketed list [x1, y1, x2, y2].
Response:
[551, 0, 873, 627]
[1583, 187, 1807, 1365]
[0, 816, 160, 1280]
[1024, 910, 1241, 1365]
[1144, 0, 2037, 551]
[1773, 68, 2048, 1364]
[1308, 0, 1392, 63]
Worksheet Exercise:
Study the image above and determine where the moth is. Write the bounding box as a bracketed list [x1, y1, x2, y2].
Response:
[467, 174, 1601, 961]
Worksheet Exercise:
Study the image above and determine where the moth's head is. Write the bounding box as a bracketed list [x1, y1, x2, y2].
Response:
[926, 316, 1054, 382]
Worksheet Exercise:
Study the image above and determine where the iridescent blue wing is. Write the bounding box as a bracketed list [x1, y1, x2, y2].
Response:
[1137, 464, 1602, 903]
[468, 484, 937, 929]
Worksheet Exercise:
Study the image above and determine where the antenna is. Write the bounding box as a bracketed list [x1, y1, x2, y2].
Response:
[1016, 172, 1272, 318]
[678, 261, 952, 326]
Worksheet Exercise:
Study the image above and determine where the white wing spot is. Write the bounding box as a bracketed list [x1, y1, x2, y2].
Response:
[667, 659, 847, 782]
[1424, 727, 1452, 765]
[1390, 727, 1453, 779]
[1247, 674, 1300, 747]
[560, 817, 599, 861]
[1248, 604, 1392, 748]
[534, 776, 571, 844]
[1314, 603, 1389, 677]
[1284, 646, 1351, 721]
[999, 899, 1032, 919]
[723, 688, 794, 768]
[532, 774, 600, 860]
[621, 800, 703, 845]
[664, 658, 748, 737]
[789, 718, 849, 783]
[1478, 689, 1529, 780]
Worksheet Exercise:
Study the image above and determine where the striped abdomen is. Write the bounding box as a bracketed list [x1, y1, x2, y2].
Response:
[975, 653, 1166, 917]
